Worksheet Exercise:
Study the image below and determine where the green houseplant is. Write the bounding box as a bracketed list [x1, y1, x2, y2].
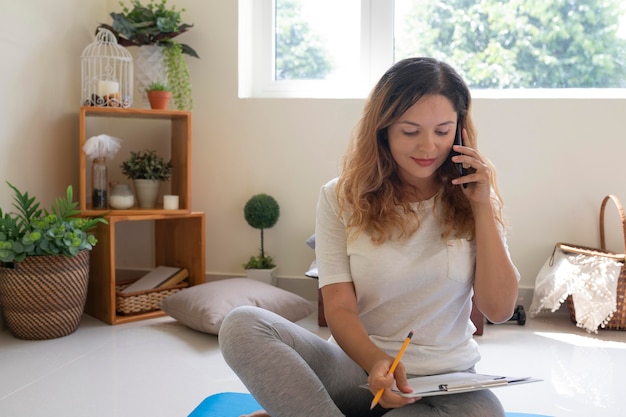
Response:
[98, 0, 199, 110]
[120, 150, 173, 208]
[146, 81, 171, 109]
[146, 81, 169, 91]
[242, 194, 280, 285]
[0, 182, 107, 340]
[0, 182, 105, 263]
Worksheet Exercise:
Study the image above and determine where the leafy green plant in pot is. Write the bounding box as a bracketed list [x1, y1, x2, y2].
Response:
[120, 149, 173, 209]
[146, 81, 171, 110]
[98, 0, 199, 110]
[0, 182, 107, 340]
[242, 193, 280, 286]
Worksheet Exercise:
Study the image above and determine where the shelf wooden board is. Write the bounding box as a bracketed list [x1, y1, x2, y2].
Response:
[80, 106, 191, 119]
[81, 206, 191, 217]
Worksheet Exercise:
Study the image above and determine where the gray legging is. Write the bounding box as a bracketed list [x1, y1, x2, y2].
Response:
[219, 306, 505, 417]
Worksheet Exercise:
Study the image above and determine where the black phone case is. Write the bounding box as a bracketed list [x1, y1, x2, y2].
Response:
[453, 122, 467, 187]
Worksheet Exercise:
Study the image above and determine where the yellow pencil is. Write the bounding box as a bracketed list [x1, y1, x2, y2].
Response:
[370, 330, 414, 410]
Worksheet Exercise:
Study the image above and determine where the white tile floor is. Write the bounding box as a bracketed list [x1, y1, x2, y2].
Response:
[1, 307, 625, 417]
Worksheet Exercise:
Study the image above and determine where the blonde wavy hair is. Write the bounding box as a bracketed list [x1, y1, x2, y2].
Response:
[337, 57, 504, 244]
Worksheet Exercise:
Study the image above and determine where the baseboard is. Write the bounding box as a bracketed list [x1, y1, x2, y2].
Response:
[276, 276, 318, 301]
[116, 267, 537, 306]
[204, 274, 536, 308]
[204, 273, 319, 301]
[516, 287, 533, 310]
[0, 279, 537, 334]
[113, 270, 319, 301]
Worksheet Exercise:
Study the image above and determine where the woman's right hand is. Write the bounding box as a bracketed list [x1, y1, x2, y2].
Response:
[322, 283, 420, 408]
[367, 359, 418, 409]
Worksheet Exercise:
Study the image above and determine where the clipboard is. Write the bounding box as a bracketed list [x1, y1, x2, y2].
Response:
[395, 372, 542, 397]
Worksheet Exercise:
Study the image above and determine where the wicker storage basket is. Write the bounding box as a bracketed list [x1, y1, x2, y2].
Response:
[0, 250, 90, 340]
[566, 195, 626, 330]
[115, 278, 188, 315]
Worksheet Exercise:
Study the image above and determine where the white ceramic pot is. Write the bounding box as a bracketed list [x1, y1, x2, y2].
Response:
[246, 267, 278, 286]
[133, 179, 160, 209]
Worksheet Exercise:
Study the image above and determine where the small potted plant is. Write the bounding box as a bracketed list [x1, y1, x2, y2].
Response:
[242, 193, 280, 285]
[120, 150, 173, 208]
[146, 81, 171, 110]
[0, 182, 107, 340]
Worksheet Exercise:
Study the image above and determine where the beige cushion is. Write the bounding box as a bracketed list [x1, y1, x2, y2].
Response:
[160, 277, 315, 334]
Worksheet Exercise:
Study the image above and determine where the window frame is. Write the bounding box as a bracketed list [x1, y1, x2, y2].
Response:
[239, 0, 394, 98]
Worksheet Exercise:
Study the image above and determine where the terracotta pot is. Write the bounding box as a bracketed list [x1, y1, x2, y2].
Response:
[147, 91, 171, 110]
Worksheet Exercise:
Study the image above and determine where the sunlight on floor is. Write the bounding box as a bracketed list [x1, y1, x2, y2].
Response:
[534, 331, 626, 349]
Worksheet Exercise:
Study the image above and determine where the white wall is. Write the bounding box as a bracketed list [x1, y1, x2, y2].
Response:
[2, 0, 626, 291]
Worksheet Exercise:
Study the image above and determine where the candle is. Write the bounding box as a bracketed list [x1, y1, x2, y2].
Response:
[97, 80, 119, 97]
[163, 195, 179, 210]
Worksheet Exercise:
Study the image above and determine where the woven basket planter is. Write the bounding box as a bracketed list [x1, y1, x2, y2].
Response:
[0, 250, 90, 340]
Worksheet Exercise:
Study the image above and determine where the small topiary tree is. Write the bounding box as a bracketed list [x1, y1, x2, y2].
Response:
[242, 193, 280, 269]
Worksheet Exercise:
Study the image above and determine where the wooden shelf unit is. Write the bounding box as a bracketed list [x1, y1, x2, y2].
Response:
[78, 107, 205, 324]
[84, 212, 206, 324]
[78, 106, 192, 216]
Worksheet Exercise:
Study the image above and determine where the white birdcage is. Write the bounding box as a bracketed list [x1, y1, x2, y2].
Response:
[81, 28, 133, 108]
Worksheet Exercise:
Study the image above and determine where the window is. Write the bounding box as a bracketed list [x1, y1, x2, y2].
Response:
[239, 0, 626, 98]
[239, 0, 392, 98]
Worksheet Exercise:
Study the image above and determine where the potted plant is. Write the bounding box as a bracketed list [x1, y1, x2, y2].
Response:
[146, 81, 171, 109]
[98, 0, 199, 110]
[242, 193, 280, 285]
[0, 182, 107, 340]
[120, 149, 173, 209]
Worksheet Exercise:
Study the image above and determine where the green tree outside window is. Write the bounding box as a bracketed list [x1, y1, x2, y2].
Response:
[395, 0, 626, 88]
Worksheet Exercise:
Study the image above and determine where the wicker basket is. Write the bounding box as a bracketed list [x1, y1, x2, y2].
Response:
[115, 278, 188, 315]
[0, 250, 90, 340]
[566, 195, 626, 330]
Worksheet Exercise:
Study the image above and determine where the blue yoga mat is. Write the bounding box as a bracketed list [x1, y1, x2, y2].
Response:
[188, 392, 262, 417]
[506, 414, 552, 417]
[188, 392, 551, 417]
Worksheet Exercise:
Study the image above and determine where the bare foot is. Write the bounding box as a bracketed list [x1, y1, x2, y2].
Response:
[240, 411, 270, 417]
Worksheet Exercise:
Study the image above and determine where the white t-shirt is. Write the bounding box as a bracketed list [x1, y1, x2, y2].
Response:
[315, 177, 514, 375]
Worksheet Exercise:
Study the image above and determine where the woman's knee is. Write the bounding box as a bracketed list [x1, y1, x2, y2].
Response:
[387, 390, 504, 417]
[219, 306, 266, 358]
[221, 305, 259, 333]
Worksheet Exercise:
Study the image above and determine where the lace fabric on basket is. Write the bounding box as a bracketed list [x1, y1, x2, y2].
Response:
[530, 246, 621, 333]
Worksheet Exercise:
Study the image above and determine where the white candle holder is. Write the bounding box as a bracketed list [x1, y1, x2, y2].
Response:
[163, 195, 179, 210]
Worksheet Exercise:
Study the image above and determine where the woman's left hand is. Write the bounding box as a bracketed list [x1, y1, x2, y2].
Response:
[450, 129, 491, 203]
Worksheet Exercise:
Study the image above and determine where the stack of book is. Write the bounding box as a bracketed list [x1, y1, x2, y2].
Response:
[119, 266, 189, 294]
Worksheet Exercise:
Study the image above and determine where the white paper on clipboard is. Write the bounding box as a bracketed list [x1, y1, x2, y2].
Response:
[394, 372, 541, 397]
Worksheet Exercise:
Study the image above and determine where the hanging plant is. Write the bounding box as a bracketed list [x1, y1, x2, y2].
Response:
[99, 0, 199, 58]
[163, 40, 193, 110]
[97, 0, 198, 111]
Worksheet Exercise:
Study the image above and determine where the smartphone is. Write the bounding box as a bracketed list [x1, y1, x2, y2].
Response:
[452, 120, 468, 187]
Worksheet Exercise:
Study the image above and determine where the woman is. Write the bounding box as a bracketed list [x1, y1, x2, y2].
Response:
[220, 57, 520, 417]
